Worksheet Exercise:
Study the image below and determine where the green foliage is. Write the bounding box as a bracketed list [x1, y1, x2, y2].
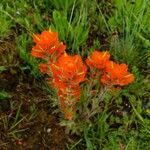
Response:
[50, 0, 89, 54]
[0, 66, 7, 73]
[107, 0, 150, 66]
[72, 119, 150, 150]
[16, 33, 40, 77]
[81, 113, 109, 150]
[1, 0, 89, 54]
[0, 0, 51, 33]
[68, 63, 150, 149]
[0, 91, 11, 100]
[49, 0, 76, 15]
[0, 7, 13, 38]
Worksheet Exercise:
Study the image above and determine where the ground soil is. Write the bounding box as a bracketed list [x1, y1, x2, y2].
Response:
[0, 35, 72, 150]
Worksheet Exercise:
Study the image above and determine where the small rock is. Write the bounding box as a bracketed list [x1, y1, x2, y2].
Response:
[47, 128, 51, 133]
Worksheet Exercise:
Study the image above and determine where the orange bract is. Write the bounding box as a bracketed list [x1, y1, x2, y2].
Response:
[39, 63, 48, 74]
[101, 61, 135, 86]
[64, 111, 74, 120]
[33, 30, 58, 45]
[31, 30, 66, 60]
[51, 53, 87, 120]
[51, 53, 87, 85]
[51, 53, 86, 99]
[86, 50, 110, 70]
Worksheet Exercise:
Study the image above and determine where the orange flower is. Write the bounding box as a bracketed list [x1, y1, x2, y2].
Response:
[86, 50, 110, 70]
[51, 53, 87, 85]
[32, 30, 58, 46]
[39, 63, 48, 74]
[101, 61, 135, 86]
[53, 79, 67, 92]
[64, 110, 74, 120]
[51, 53, 86, 100]
[31, 30, 66, 60]
[51, 53, 87, 120]
[31, 45, 45, 59]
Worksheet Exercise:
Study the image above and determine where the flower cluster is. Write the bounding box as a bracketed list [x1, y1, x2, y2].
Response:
[101, 61, 134, 86]
[31, 30, 66, 60]
[31, 30, 87, 120]
[31, 30, 66, 74]
[86, 51, 134, 86]
[86, 50, 110, 70]
[31, 30, 135, 120]
[51, 53, 87, 120]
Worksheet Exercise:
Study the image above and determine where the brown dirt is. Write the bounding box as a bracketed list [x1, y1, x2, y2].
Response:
[0, 36, 72, 150]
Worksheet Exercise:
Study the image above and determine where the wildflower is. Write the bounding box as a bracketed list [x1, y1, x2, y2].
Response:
[39, 63, 48, 74]
[86, 50, 110, 70]
[51, 53, 87, 120]
[31, 30, 66, 60]
[58, 91, 77, 120]
[51, 53, 87, 85]
[64, 109, 75, 120]
[51, 53, 87, 97]
[101, 61, 135, 86]
[32, 30, 58, 46]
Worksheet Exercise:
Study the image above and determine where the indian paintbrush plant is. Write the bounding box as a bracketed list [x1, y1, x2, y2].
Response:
[31, 29, 135, 132]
